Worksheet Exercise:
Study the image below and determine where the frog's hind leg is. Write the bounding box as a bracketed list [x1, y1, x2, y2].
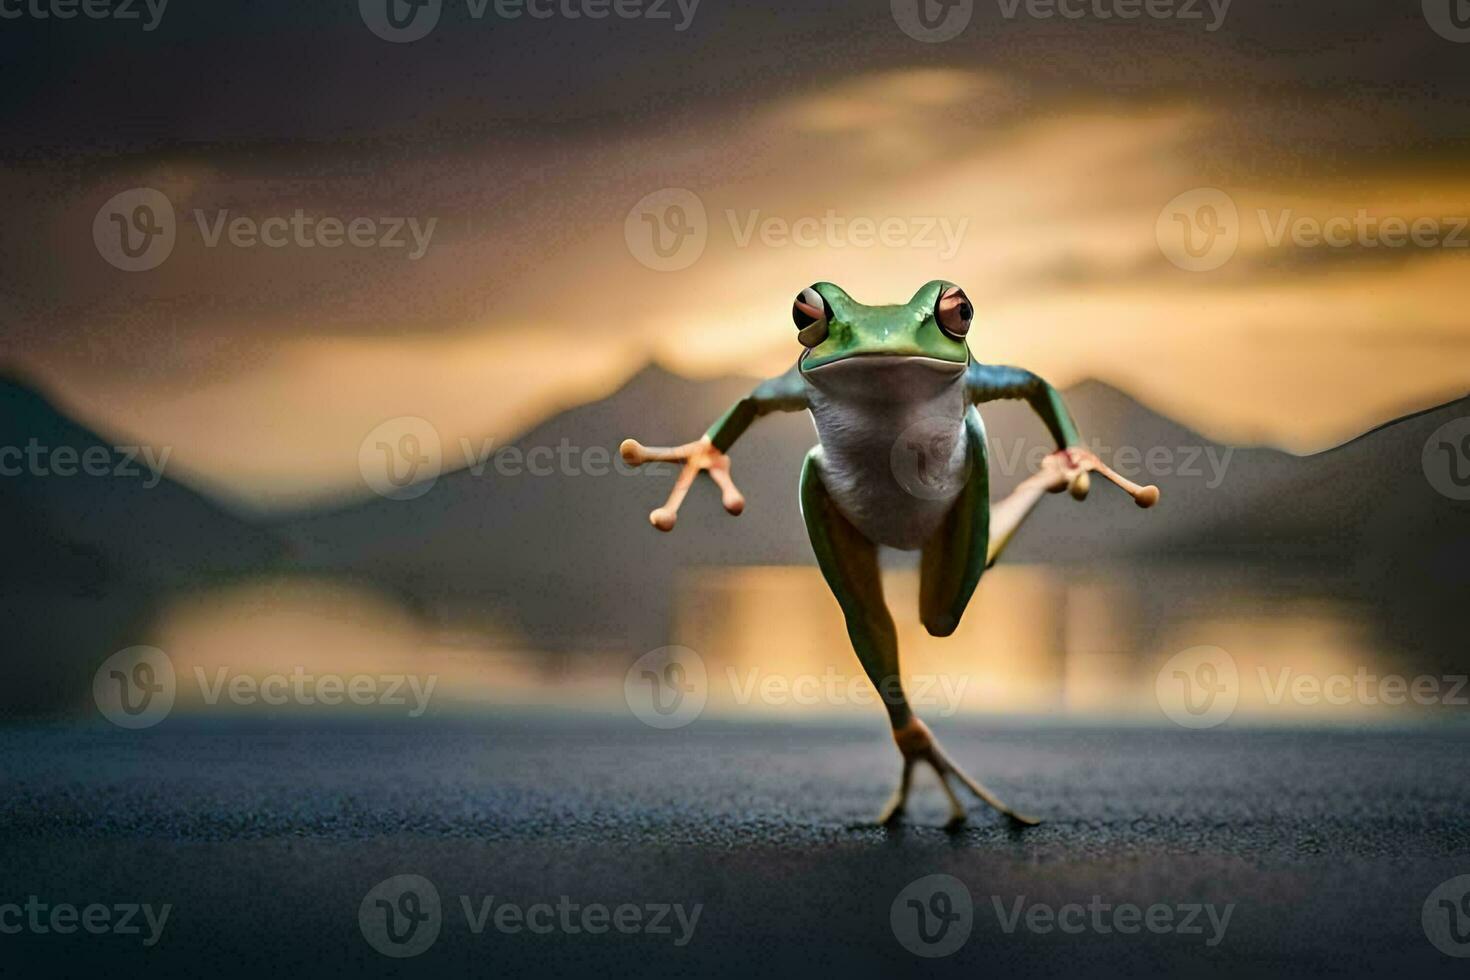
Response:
[799, 447, 914, 824]
[919, 406, 991, 638]
[802, 443, 1035, 829]
[914, 408, 1041, 828]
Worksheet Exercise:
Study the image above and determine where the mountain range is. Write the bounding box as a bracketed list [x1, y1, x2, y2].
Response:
[2, 363, 1466, 714]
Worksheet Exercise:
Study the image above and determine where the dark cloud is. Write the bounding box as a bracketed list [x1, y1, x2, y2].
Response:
[3, 0, 1467, 163]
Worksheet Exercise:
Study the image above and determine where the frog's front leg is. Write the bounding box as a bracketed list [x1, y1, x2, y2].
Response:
[621, 364, 807, 531]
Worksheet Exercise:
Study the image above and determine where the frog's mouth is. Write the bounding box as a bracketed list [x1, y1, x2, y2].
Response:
[802, 353, 965, 399]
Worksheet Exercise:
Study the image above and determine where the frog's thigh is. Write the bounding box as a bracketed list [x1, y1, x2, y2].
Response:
[919, 407, 991, 637]
[799, 447, 899, 679]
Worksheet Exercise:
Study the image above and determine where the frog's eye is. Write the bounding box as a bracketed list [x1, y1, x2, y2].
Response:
[793, 285, 831, 348]
[935, 285, 974, 340]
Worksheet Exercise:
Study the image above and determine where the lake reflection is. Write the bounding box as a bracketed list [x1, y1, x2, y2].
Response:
[144, 566, 1463, 725]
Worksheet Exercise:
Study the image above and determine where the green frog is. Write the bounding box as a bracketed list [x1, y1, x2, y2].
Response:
[622, 280, 1156, 828]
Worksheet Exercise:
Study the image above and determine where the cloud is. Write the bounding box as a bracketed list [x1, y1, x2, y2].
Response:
[10, 62, 1470, 509]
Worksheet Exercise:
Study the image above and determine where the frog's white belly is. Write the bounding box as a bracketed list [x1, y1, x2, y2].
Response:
[803, 357, 970, 551]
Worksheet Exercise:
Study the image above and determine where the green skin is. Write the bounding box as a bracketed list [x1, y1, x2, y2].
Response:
[701, 281, 1081, 731]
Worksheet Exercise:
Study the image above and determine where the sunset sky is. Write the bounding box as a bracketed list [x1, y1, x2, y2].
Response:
[3, 1, 1467, 511]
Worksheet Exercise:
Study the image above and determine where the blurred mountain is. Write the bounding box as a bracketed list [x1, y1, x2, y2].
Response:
[0, 371, 284, 587]
[0, 370, 283, 715]
[3, 362, 1464, 715]
[276, 363, 1470, 662]
[277, 363, 811, 657]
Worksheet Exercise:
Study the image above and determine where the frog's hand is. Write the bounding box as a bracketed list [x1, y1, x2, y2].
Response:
[1043, 448, 1160, 509]
[1091, 457, 1160, 508]
[619, 437, 744, 532]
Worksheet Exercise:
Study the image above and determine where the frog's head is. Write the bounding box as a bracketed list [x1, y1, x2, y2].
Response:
[794, 281, 972, 395]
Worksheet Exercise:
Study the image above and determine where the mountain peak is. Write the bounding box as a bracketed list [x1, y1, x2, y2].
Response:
[0, 363, 56, 407]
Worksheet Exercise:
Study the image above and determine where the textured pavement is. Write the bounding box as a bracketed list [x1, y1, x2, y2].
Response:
[2, 716, 1469, 978]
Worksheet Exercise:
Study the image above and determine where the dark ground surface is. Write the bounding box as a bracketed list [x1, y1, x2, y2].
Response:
[2, 715, 1469, 978]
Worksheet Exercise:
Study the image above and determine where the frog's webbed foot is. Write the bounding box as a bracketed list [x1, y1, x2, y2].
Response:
[619, 436, 744, 531]
[886, 718, 1041, 829]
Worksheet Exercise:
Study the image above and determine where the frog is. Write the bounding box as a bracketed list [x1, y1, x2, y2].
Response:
[621, 280, 1157, 829]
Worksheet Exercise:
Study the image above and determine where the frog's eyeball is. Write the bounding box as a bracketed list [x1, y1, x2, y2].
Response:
[935, 285, 974, 340]
[793, 285, 830, 348]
